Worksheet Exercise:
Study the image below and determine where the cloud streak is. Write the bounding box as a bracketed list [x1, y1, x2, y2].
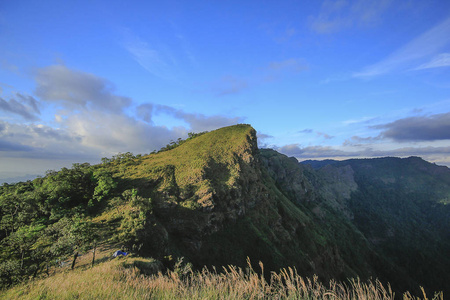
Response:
[121, 27, 197, 82]
[125, 37, 175, 80]
[310, 0, 392, 34]
[0, 93, 40, 120]
[415, 53, 450, 70]
[354, 16, 450, 77]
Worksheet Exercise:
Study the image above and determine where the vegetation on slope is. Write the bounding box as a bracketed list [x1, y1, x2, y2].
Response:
[0, 163, 116, 287]
[0, 124, 260, 288]
[1, 253, 444, 300]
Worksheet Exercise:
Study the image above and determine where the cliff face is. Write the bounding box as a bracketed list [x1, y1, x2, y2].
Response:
[106, 124, 450, 295]
[126, 125, 266, 258]
[123, 126, 374, 284]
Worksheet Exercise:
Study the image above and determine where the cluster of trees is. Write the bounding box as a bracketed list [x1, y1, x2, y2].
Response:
[0, 163, 116, 287]
[101, 152, 142, 164]
[0, 129, 210, 288]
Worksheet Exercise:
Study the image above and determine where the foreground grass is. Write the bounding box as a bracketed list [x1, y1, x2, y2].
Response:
[1, 256, 443, 300]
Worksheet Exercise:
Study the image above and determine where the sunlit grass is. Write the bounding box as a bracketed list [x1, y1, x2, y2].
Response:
[1, 256, 443, 300]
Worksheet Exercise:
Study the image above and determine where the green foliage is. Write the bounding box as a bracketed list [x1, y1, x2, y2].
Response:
[113, 189, 153, 252]
[0, 162, 117, 288]
[93, 169, 117, 203]
[40, 164, 97, 215]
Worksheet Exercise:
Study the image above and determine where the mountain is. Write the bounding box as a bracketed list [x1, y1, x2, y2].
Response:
[301, 156, 450, 295]
[1, 124, 449, 297]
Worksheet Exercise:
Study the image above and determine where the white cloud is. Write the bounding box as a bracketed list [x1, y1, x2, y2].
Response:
[0, 64, 249, 181]
[0, 120, 85, 159]
[354, 17, 450, 77]
[415, 53, 450, 70]
[35, 65, 131, 112]
[64, 110, 187, 155]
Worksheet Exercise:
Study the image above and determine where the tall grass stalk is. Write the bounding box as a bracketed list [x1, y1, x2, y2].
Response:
[1, 257, 444, 300]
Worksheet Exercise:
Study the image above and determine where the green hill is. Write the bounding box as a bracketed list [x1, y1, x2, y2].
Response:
[0, 124, 448, 298]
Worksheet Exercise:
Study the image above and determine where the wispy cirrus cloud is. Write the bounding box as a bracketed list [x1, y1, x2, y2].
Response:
[342, 116, 377, 125]
[415, 53, 450, 70]
[310, 0, 392, 34]
[121, 27, 197, 82]
[354, 16, 450, 77]
[124, 35, 176, 81]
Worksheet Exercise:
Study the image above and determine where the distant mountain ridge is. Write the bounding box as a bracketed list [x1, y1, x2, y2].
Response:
[1, 125, 449, 296]
[300, 156, 450, 294]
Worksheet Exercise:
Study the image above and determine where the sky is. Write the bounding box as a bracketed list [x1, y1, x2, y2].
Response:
[1, 0, 450, 183]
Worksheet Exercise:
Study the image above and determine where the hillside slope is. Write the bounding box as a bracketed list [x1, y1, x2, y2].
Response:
[108, 124, 372, 281]
[1, 124, 448, 296]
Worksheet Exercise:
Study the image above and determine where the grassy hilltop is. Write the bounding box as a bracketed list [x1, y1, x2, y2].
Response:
[0, 124, 448, 299]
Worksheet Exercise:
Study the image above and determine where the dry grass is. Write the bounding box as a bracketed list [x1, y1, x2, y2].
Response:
[1, 256, 444, 300]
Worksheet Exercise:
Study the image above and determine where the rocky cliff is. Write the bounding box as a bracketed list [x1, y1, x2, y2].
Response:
[115, 125, 380, 286]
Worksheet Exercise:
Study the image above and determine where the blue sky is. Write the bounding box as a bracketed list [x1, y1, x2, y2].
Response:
[1, 0, 450, 182]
